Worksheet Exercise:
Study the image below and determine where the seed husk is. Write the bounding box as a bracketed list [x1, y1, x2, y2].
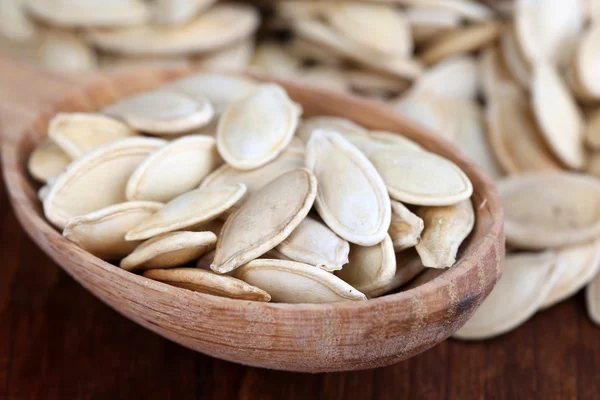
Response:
[44, 137, 165, 229]
[217, 83, 300, 170]
[499, 172, 600, 249]
[153, 0, 216, 25]
[63, 201, 163, 260]
[296, 115, 369, 143]
[126, 184, 246, 241]
[306, 130, 391, 246]
[38, 30, 97, 72]
[276, 216, 350, 271]
[126, 135, 221, 202]
[369, 248, 426, 297]
[410, 55, 479, 100]
[143, 268, 271, 301]
[121, 231, 217, 271]
[49, 112, 137, 158]
[574, 23, 600, 99]
[211, 168, 317, 274]
[28, 138, 71, 183]
[389, 200, 424, 252]
[453, 252, 560, 340]
[235, 259, 367, 303]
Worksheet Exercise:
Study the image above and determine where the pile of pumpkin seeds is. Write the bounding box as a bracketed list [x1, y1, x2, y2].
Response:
[10, 0, 600, 338]
[29, 73, 475, 304]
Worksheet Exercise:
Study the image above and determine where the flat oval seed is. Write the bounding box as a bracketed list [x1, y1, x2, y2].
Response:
[121, 231, 217, 271]
[368, 147, 473, 206]
[217, 84, 300, 170]
[44, 137, 165, 229]
[126, 184, 246, 241]
[153, 0, 216, 25]
[104, 90, 213, 135]
[164, 73, 258, 115]
[63, 201, 163, 260]
[306, 130, 391, 246]
[415, 200, 475, 269]
[499, 26, 532, 89]
[369, 131, 423, 152]
[369, 248, 426, 298]
[411, 55, 479, 100]
[276, 216, 350, 271]
[453, 252, 560, 340]
[211, 168, 317, 274]
[49, 112, 137, 158]
[542, 239, 600, 309]
[200, 148, 304, 197]
[235, 259, 366, 303]
[531, 63, 585, 169]
[143, 268, 271, 302]
[499, 172, 600, 249]
[389, 200, 424, 252]
[576, 23, 600, 99]
[586, 271, 600, 326]
[86, 4, 259, 56]
[28, 138, 71, 183]
[394, 92, 458, 141]
[296, 116, 369, 143]
[335, 234, 396, 298]
[126, 135, 221, 202]
[38, 30, 97, 72]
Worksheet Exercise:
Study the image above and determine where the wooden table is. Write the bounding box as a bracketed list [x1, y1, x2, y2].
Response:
[1, 171, 599, 400]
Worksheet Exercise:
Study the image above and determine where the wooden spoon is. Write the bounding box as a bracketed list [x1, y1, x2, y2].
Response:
[0, 58, 503, 372]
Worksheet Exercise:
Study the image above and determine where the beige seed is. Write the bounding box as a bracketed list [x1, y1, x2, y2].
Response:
[38, 30, 97, 72]
[28, 138, 71, 183]
[369, 248, 426, 298]
[389, 200, 424, 252]
[585, 109, 600, 149]
[410, 55, 479, 100]
[296, 116, 369, 143]
[153, 0, 216, 25]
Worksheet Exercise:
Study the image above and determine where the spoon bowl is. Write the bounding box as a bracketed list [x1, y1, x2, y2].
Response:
[0, 59, 503, 372]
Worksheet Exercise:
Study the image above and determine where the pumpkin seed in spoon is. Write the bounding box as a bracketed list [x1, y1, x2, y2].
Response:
[49, 112, 137, 158]
[196, 38, 254, 72]
[28, 138, 71, 183]
[200, 147, 304, 197]
[38, 30, 97, 72]
[153, 0, 216, 25]
[275, 216, 350, 272]
[542, 238, 600, 309]
[369, 131, 422, 152]
[121, 231, 217, 271]
[389, 200, 424, 252]
[499, 172, 600, 249]
[86, 4, 259, 56]
[296, 115, 369, 143]
[126, 135, 221, 203]
[394, 92, 458, 141]
[586, 271, 600, 326]
[211, 168, 317, 274]
[63, 201, 163, 260]
[368, 147, 472, 206]
[44, 137, 165, 229]
[410, 55, 479, 101]
[235, 259, 366, 303]
[335, 234, 396, 298]
[531, 62, 585, 169]
[369, 248, 426, 298]
[415, 200, 474, 269]
[143, 268, 271, 302]
[126, 184, 246, 241]
[217, 84, 300, 170]
[453, 252, 560, 340]
[306, 130, 391, 246]
[104, 89, 214, 135]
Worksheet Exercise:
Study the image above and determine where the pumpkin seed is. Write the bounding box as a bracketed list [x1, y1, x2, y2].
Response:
[121, 231, 217, 271]
[143, 268, 271, 302]
[409, 0, 494, 21]
[276, 216, 350, 272]
[499, 25, 532, 88]
[235, 259, 366, 303]
[0, 0, 36, 41]
[542, 239, 600, 309]
[250, 42, 301, 78]
[389, 200, 424, 252]
[63, 201, 162, 260]
[369, 248, 426, 297]
[368, 147, 472, 206]
[126, 135, 221, 202]
[369, 131, 423, 152]
[296, 115, 369, 143]
[217, 83, 300, 170]
[574, 22, 600, 99]
[531, 62, 585, 169]
[28, 138, 71, 183]
[104, 89, 214, 135]
[335, 234, 396, 298]
[395, 91, 459, 140]
[211, 168, 317, 274]
[44, 137, 164, 229]
[49, 112, 137, 158]
[453, 252, 560, 340]
[196, 38, 254, 72]
[153, 0, 216, 25]
[410, 55, 479, 100]
[38, 30, 97, 72]
[86, 4, 259, 56]
[585, 109, 600, 149]
[126, 184, 246, 241]
[306, 130, 391, 246]
[415, 200, 474, 268]
[499, 172, 600, 249]
[478, 45, 515, 99]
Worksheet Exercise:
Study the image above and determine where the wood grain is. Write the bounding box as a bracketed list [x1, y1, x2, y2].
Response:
[0, 58, 503, 372]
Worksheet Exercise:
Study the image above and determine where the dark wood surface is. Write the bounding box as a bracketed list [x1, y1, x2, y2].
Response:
[1, 167, 599, 400]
